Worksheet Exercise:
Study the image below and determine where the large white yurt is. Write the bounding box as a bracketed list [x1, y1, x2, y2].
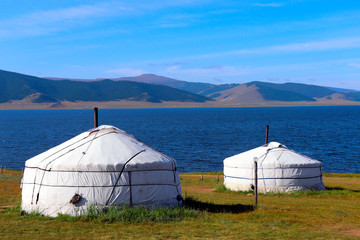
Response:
[21, 125, 182, 217]
[223, 142, 325, 193]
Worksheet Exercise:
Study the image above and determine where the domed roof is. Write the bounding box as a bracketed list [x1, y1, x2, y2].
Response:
[25, 125, 175, 172]
[224, 142, 321, 168]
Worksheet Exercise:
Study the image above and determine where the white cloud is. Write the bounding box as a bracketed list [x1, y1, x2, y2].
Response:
[0, 0, 211, 38]
[264, 37, 360, 52]
[158, 23, 189, 28]
[253, 2, 284, 7]
[164, 65, 248, 77]
[0, 3, 129, 38]
[348, 63, 360, 69]
[185, 37, 360, 60]
[68, 64, 84, 68]
[24, 5, 114, 23]
[106, 68, 145, 76]
[148, 62, 190, 67]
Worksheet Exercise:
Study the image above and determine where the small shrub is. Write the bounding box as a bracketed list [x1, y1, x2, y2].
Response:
[214, 184, 254, 195]
[214, 183, 230, 192]
[56, 205, 202, 223]
[5, 203, 52, 220]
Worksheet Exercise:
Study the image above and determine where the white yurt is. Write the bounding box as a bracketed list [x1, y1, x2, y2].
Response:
[223, 142, 325, 193]
[21, 125, 182, 217]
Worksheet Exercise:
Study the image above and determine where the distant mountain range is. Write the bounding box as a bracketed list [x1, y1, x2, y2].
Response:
[0, 70, 211, 104]
[52, 73, 360, 103]
[45, 74, 240, 96]
[118, 74, 360, 103]
[1, 69, 360, 107]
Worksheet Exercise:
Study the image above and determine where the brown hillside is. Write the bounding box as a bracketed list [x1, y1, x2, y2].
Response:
[210, 84, 265, 104]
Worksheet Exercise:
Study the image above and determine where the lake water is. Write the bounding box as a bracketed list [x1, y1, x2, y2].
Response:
[0, 106, 359, 173]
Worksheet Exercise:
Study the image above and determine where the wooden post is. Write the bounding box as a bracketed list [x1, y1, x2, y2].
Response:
[201, 175, 203, 180]
[217, 175, 219, 181]
[254, 157, 258, 207]
[94, 107, 99, 128]
[265, 125, 269, 144]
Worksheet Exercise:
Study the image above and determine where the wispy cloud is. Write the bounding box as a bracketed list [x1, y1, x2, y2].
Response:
[0, 0, 212, 37]
[158, 23, 190, 28]
[0, 3, 130, 38]
[148, 62, 190, 67]
[68, 64, 84, 69]
[164, 65, 248, 77]
[348, 63, 360, 69]
[184, 37, 360, 60]
[253, 2, 284, 7]
[257, 37, 360, 53]
[106, 68, 145, 76]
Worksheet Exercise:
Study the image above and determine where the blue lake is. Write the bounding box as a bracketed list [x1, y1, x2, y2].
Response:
[0, 106, 359, 173]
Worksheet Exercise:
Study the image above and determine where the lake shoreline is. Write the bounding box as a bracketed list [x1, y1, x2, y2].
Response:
[1, 99, 360, 110]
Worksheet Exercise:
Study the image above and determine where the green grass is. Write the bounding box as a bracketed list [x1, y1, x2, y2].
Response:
[214, 182, 360, 199]
[1, 170, 360, 239]
[214, 183, 254, 194]
[323, 172, 360, 178]
[57, 205, 202, 223]
[183, 172, 223, 176]
[0, 172, 22, 182]
[5, 202, 202, 224]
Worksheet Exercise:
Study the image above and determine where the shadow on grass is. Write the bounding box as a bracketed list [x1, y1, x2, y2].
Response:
[326, 187, 360, 193]
[184, 197, 255, 214]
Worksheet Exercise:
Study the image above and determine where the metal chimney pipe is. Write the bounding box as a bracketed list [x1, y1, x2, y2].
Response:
[265, 125, 269, 144]
[94, 107, 98, 128]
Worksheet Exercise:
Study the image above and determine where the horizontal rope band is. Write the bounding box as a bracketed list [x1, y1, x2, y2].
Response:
[22, 182, 181, 188]
[224, 175, 322, 180]
[224, 165, 321, 169]
[24, 166, 176, 173]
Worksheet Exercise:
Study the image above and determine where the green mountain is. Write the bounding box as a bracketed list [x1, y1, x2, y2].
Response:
[114, 74, 240, 96]
[46, 73, 240, 98]
[245, 81, 360, 102]
[344, 91, 360, 101]
[3, 69, 360, 106]
[326, 87, 359, 93]
[110, 74, 360, 103]
[246, 81, 336, 102]
[207, 81, 360, 103]
[0, 70, 211, 103]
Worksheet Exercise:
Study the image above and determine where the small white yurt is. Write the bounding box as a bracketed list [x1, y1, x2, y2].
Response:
[21, 125, 182, 217]
[223, 142, 325, 193]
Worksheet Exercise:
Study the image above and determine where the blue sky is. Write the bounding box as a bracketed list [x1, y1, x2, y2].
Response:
[1, 0, 360, 90]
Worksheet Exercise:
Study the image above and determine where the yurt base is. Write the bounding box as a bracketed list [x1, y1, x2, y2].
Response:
[224, 182, 326, 193]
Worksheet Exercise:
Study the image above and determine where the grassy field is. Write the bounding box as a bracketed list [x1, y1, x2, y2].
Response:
[1, 170, 359, 239]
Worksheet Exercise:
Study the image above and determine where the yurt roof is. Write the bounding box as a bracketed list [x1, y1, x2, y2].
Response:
[25, 125, 175, 172]
[224, 142, 321, 168]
